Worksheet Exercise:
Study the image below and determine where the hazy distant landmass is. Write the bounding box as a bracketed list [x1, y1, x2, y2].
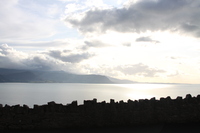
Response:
[0, 68, 135, 84]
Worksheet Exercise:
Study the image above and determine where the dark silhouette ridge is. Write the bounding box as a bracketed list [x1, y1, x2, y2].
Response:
[1, 94, 200, 132]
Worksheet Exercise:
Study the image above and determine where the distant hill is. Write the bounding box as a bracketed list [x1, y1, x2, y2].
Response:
[0, 74, 8, 82]
[5, 71, 39, 82]
[0, 68, 113, 83]
[0, 68, 135, 84]
[108, 77, 137, 84]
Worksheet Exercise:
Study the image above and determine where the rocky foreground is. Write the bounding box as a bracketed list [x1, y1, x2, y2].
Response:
[0, 94, 200, 131]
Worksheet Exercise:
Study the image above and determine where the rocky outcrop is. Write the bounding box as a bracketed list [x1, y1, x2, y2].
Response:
[0, 94, 200, 130]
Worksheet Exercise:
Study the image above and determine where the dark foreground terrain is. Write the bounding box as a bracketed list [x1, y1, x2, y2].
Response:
[2, 123, 200, 133]
[1, 94, 200, 132]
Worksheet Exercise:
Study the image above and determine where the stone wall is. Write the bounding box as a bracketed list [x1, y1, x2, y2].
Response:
[0, 94, 200, 130]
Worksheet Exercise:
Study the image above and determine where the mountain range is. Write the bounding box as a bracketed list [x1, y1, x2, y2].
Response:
[0, 68, 135, 84]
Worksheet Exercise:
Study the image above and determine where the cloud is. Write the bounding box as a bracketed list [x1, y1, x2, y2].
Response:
[122, 42, 131, 47]
[65, 3, 86, 14]
[64, 0, 200, 37]
[22, 56, 60, 71]
[135, 36, 160, 43]
[0, 44, 27, 59]
[82, 40, 110, 50]
[64, 0, 110, 15]
[79, 63, 168, 79]
[58, 0, 76, 2]
[0, 44, 59, 70]
[0, 0, 59, 40]
[180, 23, 200, 37]
[167, 71, 179, 77]
[116, 63, 166, 77]
[0, 38, 85, 51]
[166, 55, 187, 60]
[0, 44, 34, 69]
[170, 56, 177, 60]
[0, 44, 183, 81]
[47, 49, 94, 63]
[0, 44, 89, 71]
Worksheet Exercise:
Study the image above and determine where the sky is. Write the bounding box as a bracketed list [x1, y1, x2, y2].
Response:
[0, 0, 200, 84]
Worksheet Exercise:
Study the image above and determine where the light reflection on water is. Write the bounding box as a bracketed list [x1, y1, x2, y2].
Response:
[117, 84, 174, 100]
[0, 83, 200, 107]
[117, 83, 172, 89]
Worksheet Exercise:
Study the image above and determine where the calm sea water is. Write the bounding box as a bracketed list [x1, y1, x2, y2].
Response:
[0, 83, 200, 107]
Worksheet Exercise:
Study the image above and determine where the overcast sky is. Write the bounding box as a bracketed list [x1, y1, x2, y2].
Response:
[0, 0, 200, 84]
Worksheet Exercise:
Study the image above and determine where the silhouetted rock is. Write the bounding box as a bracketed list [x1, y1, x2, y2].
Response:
[1, 94, 200, 130]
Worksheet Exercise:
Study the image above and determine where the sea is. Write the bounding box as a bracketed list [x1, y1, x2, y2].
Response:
[0, 83, 200, 108]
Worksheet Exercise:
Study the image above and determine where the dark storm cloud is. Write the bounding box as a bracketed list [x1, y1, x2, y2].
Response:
[65, 0, 200, 37]
[47, 49, 94, 63]
[117, 63, 166, 77]
[135, 36, 160, 43]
